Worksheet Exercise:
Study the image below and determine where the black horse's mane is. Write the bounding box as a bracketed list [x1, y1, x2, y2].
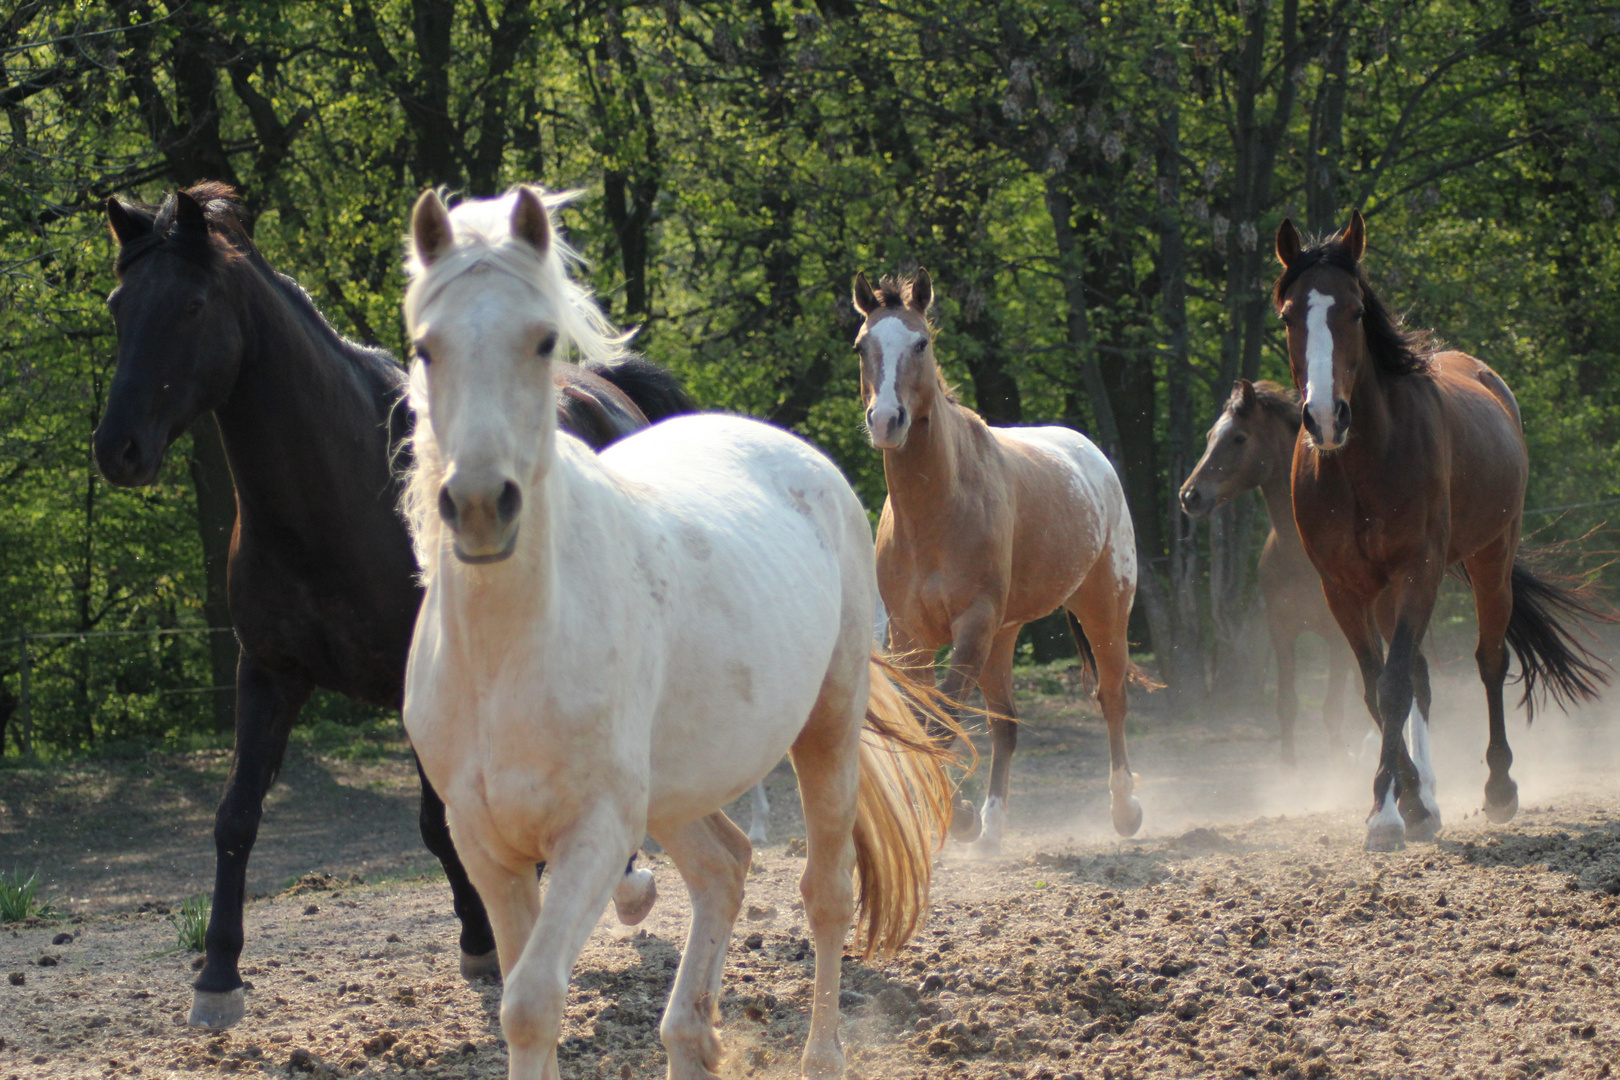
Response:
[1272, 236, 1433, 379]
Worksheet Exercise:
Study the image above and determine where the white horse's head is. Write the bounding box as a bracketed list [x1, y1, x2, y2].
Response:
[402, 186, 627, 570]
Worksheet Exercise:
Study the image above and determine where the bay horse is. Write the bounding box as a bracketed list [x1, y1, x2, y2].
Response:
[1275, 211, 1609, 851]
[852, 270, 1142, 852]
[1180, 379, 1353, 765]
[94, 183, 686, 1027]
[402, 186, 959, 1080]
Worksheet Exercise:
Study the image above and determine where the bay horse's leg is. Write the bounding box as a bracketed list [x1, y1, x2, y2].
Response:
[413, 756, 499, 980]
[492, 804, 637, 1080]
[1465, 540, 1519, 823]
[1068, 559, 1141, 838]
[1268, 612, 1300, 768]
[970, 628, 1022, 857]
[1367, 588, 1439, 851]
[789, 686, 863, 1080]
[1323, 637, 1352, 761]
[1404, 648, 1442, 841]
[654, 813, 752, 1080]
[190, 655, 311, 1029]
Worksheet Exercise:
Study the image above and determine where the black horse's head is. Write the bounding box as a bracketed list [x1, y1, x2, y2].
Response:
[96, 183, 250, 486]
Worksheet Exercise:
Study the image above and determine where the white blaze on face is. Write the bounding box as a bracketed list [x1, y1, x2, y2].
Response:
[865, 316, 922, 445]
[1304, 289, 1338, 441]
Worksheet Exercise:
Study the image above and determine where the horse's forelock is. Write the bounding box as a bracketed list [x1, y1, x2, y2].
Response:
[874, 276, 908, 309]
[1272, 236, 1432, 380]
[116, 183, 250, 273]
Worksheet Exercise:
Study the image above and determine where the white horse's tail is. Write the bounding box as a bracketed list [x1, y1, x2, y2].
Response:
[852, 653, 973, 956]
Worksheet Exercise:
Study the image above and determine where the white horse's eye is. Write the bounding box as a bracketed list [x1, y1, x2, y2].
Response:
[538, 332, 558, 357]
[414, 344, 433, 366]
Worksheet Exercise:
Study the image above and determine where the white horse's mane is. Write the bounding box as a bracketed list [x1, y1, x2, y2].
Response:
[400, 187, 632, 575]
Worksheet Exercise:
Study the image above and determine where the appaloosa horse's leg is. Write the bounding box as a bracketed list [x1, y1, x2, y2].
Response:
[889, 616, 976, 842]
[1268, 614, 1301, 768]
[970, 628, 1022, 856]
[412, 757, 500, 979]
[938, 602, 999, 846]
[190, 655, 311, 1029]
[1466, 541, 1520, 823]
[656, 813, 752, 1080]
[1069, 556, 1142, 838]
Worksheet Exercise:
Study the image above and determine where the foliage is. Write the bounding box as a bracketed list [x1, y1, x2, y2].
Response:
[168, 893, 208, 952]
[0, 866, 56, 922]
[2, 0, 1619, 750]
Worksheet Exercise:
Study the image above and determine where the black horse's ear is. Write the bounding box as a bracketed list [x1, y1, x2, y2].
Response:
[172, 190, 209, 234]
[106, 198, 150, 247]
[1340, 209, 1366, 262]
[511, 185, 551, 257]
[907, 267, 933, 314]
[1275, 218, 1301, 268]
[852, 271, 879, 316]
[412, 189, 453, 266]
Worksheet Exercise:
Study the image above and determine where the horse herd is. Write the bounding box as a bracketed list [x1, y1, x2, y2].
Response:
[89, 182, 1608, 1080]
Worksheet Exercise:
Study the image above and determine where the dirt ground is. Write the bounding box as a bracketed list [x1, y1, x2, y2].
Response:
[3, 656, 1620, 1080]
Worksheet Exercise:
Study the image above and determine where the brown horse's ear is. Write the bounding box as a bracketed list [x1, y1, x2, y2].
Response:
[1235, 379, 1257, 409]
[1275, 218, 1301, 268]
[106, 198, 150, 247]
[907, 267, 933, 313]
[411, 189, 454, 266]
[171, 190, 209, 235]
[1339, 209, 1366, 262]
[510, 185, 551, 257]
[852, 271, 880, 316]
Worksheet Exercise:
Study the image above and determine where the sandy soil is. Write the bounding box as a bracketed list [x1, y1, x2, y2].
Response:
[3, 658, 1619, 1080]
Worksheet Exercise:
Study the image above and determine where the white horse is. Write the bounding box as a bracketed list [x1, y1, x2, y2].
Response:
[399, 186, 960, 1080]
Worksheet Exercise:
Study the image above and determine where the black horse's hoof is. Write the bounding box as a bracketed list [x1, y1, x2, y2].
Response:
[460, 949, 501, 982]
[1484, 793, 1519, 824]
[949, 799, 981, 843]
[1364, 823, 1406, 852]
[189, 987, 245, 1029]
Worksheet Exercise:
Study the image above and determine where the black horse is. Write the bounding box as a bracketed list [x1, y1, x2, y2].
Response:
[96, 182, 694, 1028]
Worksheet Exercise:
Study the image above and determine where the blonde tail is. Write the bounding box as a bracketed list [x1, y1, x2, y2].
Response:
[852, 653, 972, 956]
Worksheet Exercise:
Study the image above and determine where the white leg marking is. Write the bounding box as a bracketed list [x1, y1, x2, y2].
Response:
[1368, 779, 1403, 829]
[746, 780, 771, 847]
[977, 794, 1006, 851]
[1407, 703, 1440, 821]
[1304, 289, 1337, 441]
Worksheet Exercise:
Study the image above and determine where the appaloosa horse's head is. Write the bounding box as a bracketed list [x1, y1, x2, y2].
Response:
[96, 183, 253, 486]
[1180, 379, 1301, 517]
[850, 269, 945, 450]
[1273, 210, 1430, 452]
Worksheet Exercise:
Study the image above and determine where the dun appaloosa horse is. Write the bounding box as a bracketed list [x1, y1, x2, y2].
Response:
[852, 270, 1143, 852]
[1275, 210, 1611, 851]
[402, 186, 960, 1080]
[1180, 379, 1354, 765]
[95, 183, 687, 1027]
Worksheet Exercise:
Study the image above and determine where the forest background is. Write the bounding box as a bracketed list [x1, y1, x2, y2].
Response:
[2, 0, 1618, 757]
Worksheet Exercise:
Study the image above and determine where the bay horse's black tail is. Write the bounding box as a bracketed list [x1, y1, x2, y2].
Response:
[1504, 559, 1615, 721]
[584, 355, 697, 421]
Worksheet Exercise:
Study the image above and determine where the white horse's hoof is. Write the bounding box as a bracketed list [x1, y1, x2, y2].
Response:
[459, 949, 500, 982]
[1365, 823, 1406, 852]
[746, 826, 769, 847]
[613, 867, 657, 926]
[188, 987, 245, 1029]
[1112, 796, 1144, 838]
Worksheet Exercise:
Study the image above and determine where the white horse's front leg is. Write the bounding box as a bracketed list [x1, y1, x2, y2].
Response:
[500, 809, 638, 1080]
[655, 813, 752, 1080]
[746, 780, 772, 847]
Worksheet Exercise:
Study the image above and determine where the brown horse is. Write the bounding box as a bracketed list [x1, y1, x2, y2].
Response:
[1275, 211, 1609, 851]
[852, 269, 1142, 853]
[1180, 379, 1353, 766]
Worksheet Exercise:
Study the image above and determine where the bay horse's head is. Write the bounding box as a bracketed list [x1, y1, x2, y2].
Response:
[1179, 379, 1301, 517]
[1273, 211, 1430, 452]
[403, 186, 628, 567]
[96, 183, 251, 486]
[851, 269, 939, 450]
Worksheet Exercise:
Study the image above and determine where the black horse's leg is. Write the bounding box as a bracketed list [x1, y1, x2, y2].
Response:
[191, 654, 311, 1029]
[413, 754, 501, 980]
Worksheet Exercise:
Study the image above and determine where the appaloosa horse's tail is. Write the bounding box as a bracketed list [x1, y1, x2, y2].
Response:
[585, 355, 697, 421]
[1066, 610, 1160, 692]
[851, 654, 969, 956]
[1505, 559, 1614, 720]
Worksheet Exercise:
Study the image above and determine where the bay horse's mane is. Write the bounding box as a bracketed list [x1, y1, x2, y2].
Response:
[1230, 380, 1302, 432]
[1271, 235, 1434, 379]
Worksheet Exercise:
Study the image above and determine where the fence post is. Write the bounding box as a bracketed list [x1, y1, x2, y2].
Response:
[18, 632, 33, 758]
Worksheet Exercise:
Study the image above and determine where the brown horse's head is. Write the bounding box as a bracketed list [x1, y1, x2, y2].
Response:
[1273, 211, 1430, 453]
[1179, 379, 1301, 517]
[851, 269, 940, 450]
[96, 184, 251, 486]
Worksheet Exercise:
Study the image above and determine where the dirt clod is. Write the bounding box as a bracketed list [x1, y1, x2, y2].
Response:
[7, 971, 22, 986]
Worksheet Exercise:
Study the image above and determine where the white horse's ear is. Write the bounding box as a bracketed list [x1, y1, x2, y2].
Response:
[511, 186, 551, 257]
[412, 190, 454, 266]
[1340, 209, 1366, 262]
[852, 271, 879, 316]
[907, 267, 933, 313]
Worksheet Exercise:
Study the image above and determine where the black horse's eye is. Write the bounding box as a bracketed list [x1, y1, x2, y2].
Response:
[537, 332, 558, 357]
[183, 298, 205, 316]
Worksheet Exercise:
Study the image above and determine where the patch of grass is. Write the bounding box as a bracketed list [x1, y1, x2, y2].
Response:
[169, 894, 209, 952]
[0, 867, 57, 922]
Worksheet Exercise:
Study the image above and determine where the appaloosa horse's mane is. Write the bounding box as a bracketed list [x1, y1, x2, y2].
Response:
[1271, 234, 1433, 379]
